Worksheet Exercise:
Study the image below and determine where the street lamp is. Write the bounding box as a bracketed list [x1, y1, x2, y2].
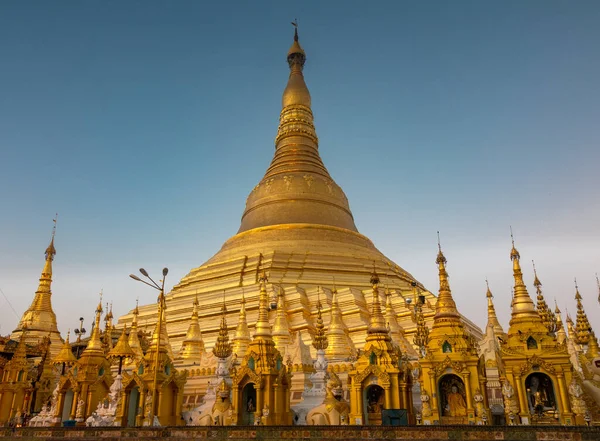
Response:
[129, 267, 168, 425]
[73, 317, 86, 358]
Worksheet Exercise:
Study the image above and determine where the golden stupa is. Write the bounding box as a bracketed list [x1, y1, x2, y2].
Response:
[118, 28, 481, 360]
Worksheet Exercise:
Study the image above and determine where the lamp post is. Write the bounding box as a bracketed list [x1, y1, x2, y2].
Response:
[129, 267, 168, 426]
[73, 317, 86, 358]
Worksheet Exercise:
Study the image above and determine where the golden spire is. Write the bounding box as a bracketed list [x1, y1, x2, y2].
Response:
[103, 301, 114, 351]
[253, 273, 273, 340]
[149, 302, 172, 358]
[180, 293, 205, 360]
[232, 289, 251, 359]
[53, 330, 78, 366]
[127, 299, 144, 360]
[532, 261, 557, 334]
[237, 25, 358, 234]
[272, 285, 291, 351]
[508, 230, 543, 326]
[312, 290, 328, 351]
[14, 218, 60, 342]
[587, 331, 600, 359]
[433, 233, 461, 323]
[485, 280, 506, 338]
[413, 299, 429, 356]
[108, 325, 135, 363]
[384, 288, 404, 343]
[83, 296, 104, 354]
[574, 279, 592, 345]
[554, 300, 566, 344]
[566, 311, 576, 340]
[325, 286, 352, 359]
[213, 293, 232, 359]
[366, 270, 390, 339]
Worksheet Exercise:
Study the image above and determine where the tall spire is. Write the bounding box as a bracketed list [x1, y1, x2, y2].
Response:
[325, 287, 352, 359]
[232, 289, 251, 359]
[312, 292, 328, 351]
[587, 331, 600, 359]
[508, 230, 542, 326]
[127, 299, 144, 360]
[532, 261, 557, 334]
[272, 285, 292, 352]
[213, 295, 232, 359]
[366, 270, 390, 339]
[574, 279, 592, 345]
[555, 300, 566, 344]
[253, 273, 273, 340]
[384, 288, 402, 343]
[103, 301, 114, 351]
[485, 280, 506, 338]
[13, 219, 61, 352]
[237, 25, 358, 234]
[433, 234, 461, 324]
[83, 295, 104, 354]
[179, 293, 205, 360]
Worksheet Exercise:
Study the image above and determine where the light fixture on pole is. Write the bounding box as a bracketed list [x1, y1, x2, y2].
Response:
[129, 267, 168, 425]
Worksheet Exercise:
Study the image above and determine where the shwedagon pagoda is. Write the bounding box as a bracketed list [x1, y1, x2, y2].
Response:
[1, 28, 600, 429]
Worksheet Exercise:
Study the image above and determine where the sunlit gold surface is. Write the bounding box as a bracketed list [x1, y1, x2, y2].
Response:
[574, 283, 592, 345]
[419, 246, 485, 425]
[485, 283, 506, 340]
[117, 28, 482, 396]
[11, 236, 63, 356]
[179, 295, 205, 360]
[499, 241, 576, 425]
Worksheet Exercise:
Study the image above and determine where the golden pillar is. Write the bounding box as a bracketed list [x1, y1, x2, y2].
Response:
[514, 374, 527, 419]
[69, 388, 79, 420]
[464, 373, 473, 412]
[429, 372, 439, 418]
[137, 388, 146, 427]
[556, 373, 571, 416]
[254, 383, 262, 423]
[384, 387, 392, 410]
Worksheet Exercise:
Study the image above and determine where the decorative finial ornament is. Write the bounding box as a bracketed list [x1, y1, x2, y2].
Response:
[52, 213, 58, 238]
[485, 278, 492, 298]
[437, 231, 441, 252]
[596, 273, 600, 305]
[291, 18, 298, 41]
[509, 227, 520, 261]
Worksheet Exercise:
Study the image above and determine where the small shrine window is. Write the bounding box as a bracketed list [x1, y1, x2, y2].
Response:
[527, 336, 538, 349]
[248, 356, 255, 371]
[165, 364, 171, 375]
[138, 365, 144, 375]
[98, 367, 104, 377]
[369, 352, 377, 365]
[442, 341, 452, 353]
[17, 370, 24, 381]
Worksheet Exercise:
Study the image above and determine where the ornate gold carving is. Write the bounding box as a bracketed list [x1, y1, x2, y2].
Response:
[518, 355, 556, 376]
[433, 356, 467, 377]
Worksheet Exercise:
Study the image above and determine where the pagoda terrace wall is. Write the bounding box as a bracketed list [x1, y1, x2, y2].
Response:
[1, 425, 599, 441]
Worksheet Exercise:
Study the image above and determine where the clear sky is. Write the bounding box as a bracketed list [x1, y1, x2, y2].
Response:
[1, 1, 599, 337]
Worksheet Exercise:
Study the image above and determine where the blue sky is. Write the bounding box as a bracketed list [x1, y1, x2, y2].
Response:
[0, 1, 598, 336]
